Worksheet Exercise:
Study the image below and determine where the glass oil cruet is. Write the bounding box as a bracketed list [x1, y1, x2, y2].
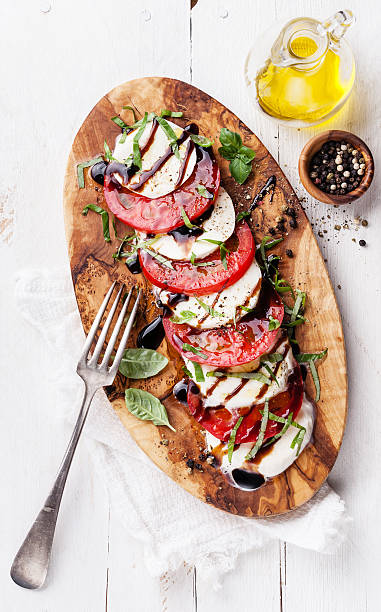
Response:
[244, 10, 356, 127]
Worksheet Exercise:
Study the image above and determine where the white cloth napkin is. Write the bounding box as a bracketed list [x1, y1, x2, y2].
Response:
[14, 266, 351, 585]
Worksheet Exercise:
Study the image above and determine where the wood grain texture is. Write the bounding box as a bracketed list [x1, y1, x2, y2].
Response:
[63, 76, 347, 517]
[298, 129, 374, 205]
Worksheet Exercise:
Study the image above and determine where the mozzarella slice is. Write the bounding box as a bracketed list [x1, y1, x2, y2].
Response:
[142, 186, 235, 261]
[204, 394, 314, 483]
[112, 119, 197, 199]
[185, 335, 293, 410]
[159, 260, 261, 329]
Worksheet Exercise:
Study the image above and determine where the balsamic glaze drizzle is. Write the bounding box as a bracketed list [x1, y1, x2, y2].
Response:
[173, 379, 189, 405]
[231, 469, 265, 490]
[249, 175, 276, 211]
[137, 316, 165, 350]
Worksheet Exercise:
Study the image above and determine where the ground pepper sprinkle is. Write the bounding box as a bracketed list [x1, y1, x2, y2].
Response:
[309, 140, 366, 195]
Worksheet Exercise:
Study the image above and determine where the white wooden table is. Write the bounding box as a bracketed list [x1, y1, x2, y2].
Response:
[1, 1, 380, 610]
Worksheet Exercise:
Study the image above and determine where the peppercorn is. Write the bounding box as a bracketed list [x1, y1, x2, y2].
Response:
[309, 141, 366, 196]
[286, 249, 293, 258]
[359, 239, 366, 247]
[186, 459, 194, 469]
[289, 217, 297, 229]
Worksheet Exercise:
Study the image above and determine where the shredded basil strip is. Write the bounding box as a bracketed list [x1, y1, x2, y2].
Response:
[133, 111, 149, 169]
[236, 210, 251, 223]
[192, 361, 205, 383]
[263, 409, 306, 456]
[142, 247, 174, 269]
[296, 349, 327, 363]
[190, 134, 214, 148]
[182, 343, 207, 359]
[182, 365, 193, 378]
[263, 352, 283, 363]
[122, 105, 138, 122]
[264, 237, 283, 250]
[290, 427, 306, 456]
[77, 156, 104, 189]
[228, 417, 244, 463]
[82, 204, 111, 242]
[156, 115, 180, 159]
[261, 362, 280, 387]
[190, 252, 196, 265]
[206, 371, 271, 384]
[309, 359, 321, 401]
[268, 316, 280, 331]
[196, 298, 224, 318]
[160, 109, 184, 118]
[181, 207, 198, 229]
[104, 139, 114, 162]
[111, 116, 128, 130]
[245, 400, 269, 460]
[196, 185, 214, 199]
[170, 310, 196, 324]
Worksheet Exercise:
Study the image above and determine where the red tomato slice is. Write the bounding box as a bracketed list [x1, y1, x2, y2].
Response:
[187, 360, 304, 444]
[163, 281, 284, 366]
[103, 147, 220, 234]
[140, 221, 255, 296]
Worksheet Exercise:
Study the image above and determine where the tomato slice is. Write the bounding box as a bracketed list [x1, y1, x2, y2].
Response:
[103, 146, 220, 234]
[187, 361, 304, 444]
[140, 221, 255, 296]
[163, 281, 284, 366]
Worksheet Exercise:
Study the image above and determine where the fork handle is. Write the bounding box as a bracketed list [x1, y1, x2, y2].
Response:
[10, 382, 97, 590]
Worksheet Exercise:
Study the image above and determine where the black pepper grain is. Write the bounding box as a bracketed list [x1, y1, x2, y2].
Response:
[359, 239, 366, 247]
[286, 249, 293, 258]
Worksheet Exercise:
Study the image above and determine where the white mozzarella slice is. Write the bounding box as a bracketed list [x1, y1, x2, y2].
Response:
[144, 186, 236, 261]
[112, 119, 197, 199]
[159, 260, 261, 329]
[204, 393, 314, 483]
[185, 336, 293, 410]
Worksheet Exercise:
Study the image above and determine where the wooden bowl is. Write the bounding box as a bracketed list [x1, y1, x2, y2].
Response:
[298, 130, 374, 205]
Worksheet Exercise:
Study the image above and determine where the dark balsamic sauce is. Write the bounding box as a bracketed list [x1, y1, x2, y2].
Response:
[125, 254, 142, 274]
[173, 379, 189, 405]
[90, 161, 109, 185]
[168, 202, 215, 242]
[137, 316, 165, 350]
[231, 469, 265, 490]
[106, 161, 135, 187]
[249, 175, 276, 211]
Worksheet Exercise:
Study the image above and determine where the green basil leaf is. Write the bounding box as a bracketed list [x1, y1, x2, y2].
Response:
[309, 359, 321, 402]
[192, 361, 205, 383]
[190, 134, 214, 148]
[236, 210, 251, 223]
[193, 261, 216, 268]
[290, 426, 306, 456]
[190, 252, 196, 265]
[76, 156, 104, 189]
[82, 204, 111, 242]
[291, 289, 306, 322]
[122, 105, 138, 122]
[261, 362, 279, 387]
[237, 145, 256, 163]
[220, 243, 229, 270]
[142, 247, 174, 270]
[104, 139, 114, 162]
[125, 388, 175, 431]
[133, 111, 149, 169]
[264, 238, 283, 250]
[195, 298, 224, 318]
[229, 157, 251, 185]
[170, 310, 197, 324]
[196, 185, 214, 199]
[245, 399, 269, 460]
[111, 116, 129, 130]
[182, 365, 193, 378]
[118, 348, 168, 379]
[228, 416, 243, 463]
[261, 352, 283, 363]
[218, 145, 238, 161]
[268, 316, 280, 331]
[219, 127, 242, 150]
[206, 371, 271, 384]
[182, 343, 207, 359]
[240, 305, 254, 313]
[160, 109, 183, 118]
[181, 207, 198, 229]
[156, 115, 180, 159]
[296, 349, 328, 363]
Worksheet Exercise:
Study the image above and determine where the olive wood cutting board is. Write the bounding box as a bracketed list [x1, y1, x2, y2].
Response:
[63, 77, 347, 517]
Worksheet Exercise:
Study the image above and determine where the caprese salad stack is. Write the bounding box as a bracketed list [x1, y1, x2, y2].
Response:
[83, 111, 318, 490]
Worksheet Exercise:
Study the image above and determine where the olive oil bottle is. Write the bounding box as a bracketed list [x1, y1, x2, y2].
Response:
[245, 10, 355, 127]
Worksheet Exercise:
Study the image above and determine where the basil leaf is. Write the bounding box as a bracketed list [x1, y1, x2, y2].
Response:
[104, 139, 114, 162]
[206, 371, 271, 384]
[282, 318, 305, 328]
[82, 204, 111, 242]
[291, 289, 306, 322]
[190, 134, 214, 148]
[268, 316, 280, 331]
[228, 416, 243, 463]
[262, 352, 283, 363]
[122, 105, 138, 122]
[182, 365, 193, 378]
[160, 109, 183, 118]
[296, 349, 327, 363]
[237, 145, 256, 164]
[193, 261, 216, 268]
[196, 298, 224, 318]
[264, 237, 283, 250]
[133, 111, 148, 169]
[219, 128, 242, 150]
[261, 362, 279, 387]
[199, 238, 223, 245]
[273, 412, 293, 441]
[245, 399, 269, 460]
[118, 348, 168, 379]
[125, 388, 175, 431]
[192, 361, 205, 383]
[111, 116, 128, 130]
[142, 247, 174, 270]
[170, 310, 197, 324]
[229, 157, 251, 185]
[220, 243, 229, 270]
[236, 210, 251, 223]
[290, 426, 306, 456]
[309, 359, 321, 401]
[182, 343, 207, 359]
[156, 115, 180, 159]
[76, 156, 104, 189]
[218, 145, 237, 161]
[119, 130, 129, 144]
[181, 207, 198, 229]
[241, 305, 254, 313]
[196, 185, 214, 199]
[190, 252, 196, 265]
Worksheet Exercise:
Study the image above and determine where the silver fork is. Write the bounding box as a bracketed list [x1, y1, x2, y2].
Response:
[10, 282, 141, 590]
